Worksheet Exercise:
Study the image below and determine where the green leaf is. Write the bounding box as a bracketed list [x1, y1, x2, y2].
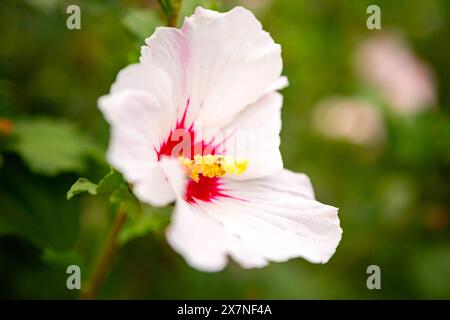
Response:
[98, 169, 142, 217]
[66, 178, 98, 200]
[68, 169, 141, 217]
[118, 205, 171, 245]
[97, 169, 127, 194]
[67, 166, 171, 245]
[10, 118, 98, 176]
[110, 188, 141, 217]
[67, 169, 128, 201]
[67, 168, 169, 244]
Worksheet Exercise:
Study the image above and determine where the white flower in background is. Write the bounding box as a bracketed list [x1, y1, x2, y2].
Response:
[354, 33, 436, 115]
[99, 6, 341, 271]
[312, 97, 385, 146]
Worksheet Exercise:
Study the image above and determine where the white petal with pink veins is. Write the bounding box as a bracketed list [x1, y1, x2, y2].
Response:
[132, 162, 177, 207]
[107, 63, 178, 132]
[141, 6, 284, 130]
[167, 200, 268, 272]
[167, 169, 341, 271]
[213, 91, 283, 179]
[99, 90, 176, 206]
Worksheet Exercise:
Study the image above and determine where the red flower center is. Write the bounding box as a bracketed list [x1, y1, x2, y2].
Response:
[156, 99, 227, 204]
[184, 175, 230, 204]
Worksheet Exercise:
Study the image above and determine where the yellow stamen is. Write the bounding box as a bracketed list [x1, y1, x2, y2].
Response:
[179, 154, 248, 182]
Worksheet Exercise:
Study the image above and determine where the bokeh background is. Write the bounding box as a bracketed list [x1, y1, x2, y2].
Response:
[1, 0, 450, 299]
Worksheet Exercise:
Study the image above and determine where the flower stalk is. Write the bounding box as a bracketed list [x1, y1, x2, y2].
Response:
[158, 0, 182, 27]
[80, 208, 127, 299]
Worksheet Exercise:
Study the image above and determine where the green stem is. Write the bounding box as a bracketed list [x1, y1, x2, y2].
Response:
[167, 9, 179, 27]
[159, 0, 182, 27]
[81, 208, 127, 300]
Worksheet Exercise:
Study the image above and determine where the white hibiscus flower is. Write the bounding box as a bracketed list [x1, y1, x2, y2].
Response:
[99, 6, 342, 272]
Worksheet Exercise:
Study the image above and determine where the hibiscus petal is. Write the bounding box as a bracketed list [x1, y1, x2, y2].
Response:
[167, 169, 342, 271]
[168, 199, 269, 272]
[264, 76, 289, 93]
[141, 6, 284, 130]
[99, 90, 176, 206]
[167, 201, 230, 271]
[213, 91, 283, 179]
[133, 157, 186, 207]
[132, 162, 177, 206]
[107, 63, 178, 130]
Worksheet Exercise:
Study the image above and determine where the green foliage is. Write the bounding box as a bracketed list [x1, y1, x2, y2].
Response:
[97, 169, 128, 194]
[67, 169, 130, 201]
[67, 178, 98, 200]
[68, 169, 141, 214]
[10, 118, 98, 176]
[387, 113, 450, 167]
[410, 245, 450, 298]
[41, 249, 82, 269]
[118, 205, 171, 245]
[179, 0, 220, 19]
[158, 0, 182, 17]
[122, 8, 162, 40]
[0, 161, 79, 251]
[66, 169, 131, 201]
[67, 169, 169, 246]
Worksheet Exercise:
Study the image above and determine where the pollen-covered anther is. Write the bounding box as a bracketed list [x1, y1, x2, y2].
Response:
[179, 155, 248, 182]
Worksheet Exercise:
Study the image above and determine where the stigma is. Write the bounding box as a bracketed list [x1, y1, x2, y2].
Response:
[180, 154, 248, 182]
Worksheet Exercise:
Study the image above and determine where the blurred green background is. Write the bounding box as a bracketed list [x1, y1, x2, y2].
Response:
[1, 0, 450, 299]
